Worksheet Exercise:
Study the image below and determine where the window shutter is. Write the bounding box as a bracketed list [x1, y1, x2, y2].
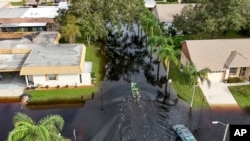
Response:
[56, 74, 58, 80]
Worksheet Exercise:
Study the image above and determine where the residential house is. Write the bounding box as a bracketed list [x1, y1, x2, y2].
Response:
[0, 32, 92, 87]
[153, 4, 191, 34]
[0, 2, 68, 32]
[181, 39, 250, 82]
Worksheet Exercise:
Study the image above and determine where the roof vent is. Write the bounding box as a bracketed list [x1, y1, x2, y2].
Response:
[43, 55, 47, 58]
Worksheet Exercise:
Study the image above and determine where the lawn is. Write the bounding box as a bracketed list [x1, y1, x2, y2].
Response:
[26, 87, 96, 103]
[228, 85, 250, 111]
[169, 63, 209, 108]
[25, 42, 102, 102]
[11, 2, 23, 6]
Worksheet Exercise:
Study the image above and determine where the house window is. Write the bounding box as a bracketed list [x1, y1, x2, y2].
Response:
[79, 74, 82, 83]
[46, 74, 58, 80]
[229, 67, 237, 75]
[240, 67, 246, 76]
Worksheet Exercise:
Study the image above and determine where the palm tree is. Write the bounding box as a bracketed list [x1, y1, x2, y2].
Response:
[183, 63, 211, 109]
[157, 37, 178, 80]
[7, 113, 65, 141]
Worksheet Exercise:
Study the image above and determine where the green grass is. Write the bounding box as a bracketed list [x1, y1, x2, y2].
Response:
[169, 63, 209, 108]
[25, 41, 102, 102]
[11, 2, 23, 6]
[26, 87, 96, 103]
[228, 85, 250, 111]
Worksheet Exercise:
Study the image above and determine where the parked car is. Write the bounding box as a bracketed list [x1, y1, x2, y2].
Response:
[172, 124, 197, 141]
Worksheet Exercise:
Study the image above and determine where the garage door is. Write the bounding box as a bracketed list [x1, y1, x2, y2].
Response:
[207, 72, 225, 82]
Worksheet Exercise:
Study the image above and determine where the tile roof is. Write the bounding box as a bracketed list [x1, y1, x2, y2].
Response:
[184, 39, 250, 71]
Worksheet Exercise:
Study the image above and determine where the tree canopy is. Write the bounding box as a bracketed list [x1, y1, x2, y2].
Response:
[55, 0, 147, 43]
[173, 0, 247, 38]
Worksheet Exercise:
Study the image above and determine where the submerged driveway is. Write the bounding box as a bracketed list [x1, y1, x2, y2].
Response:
[199, 81, 242, 110]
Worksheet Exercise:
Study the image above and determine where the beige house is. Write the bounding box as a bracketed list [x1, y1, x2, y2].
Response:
[0, 32, 92, 87]
[181, 39, 250, 82]
[153, 4, 190, 34]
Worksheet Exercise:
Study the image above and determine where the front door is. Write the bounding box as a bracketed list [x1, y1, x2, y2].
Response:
[239, 67, 246, 76]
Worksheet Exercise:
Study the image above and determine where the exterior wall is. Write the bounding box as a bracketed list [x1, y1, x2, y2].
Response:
[1, 26, 46, 32]
[207, 72, 225, 82]
[32, 74, 88, 87]
[245, 68, 250, 80]
[180, 51, 190, 67]
[81, 72, 91, 85]
[228, 68, 240, 78]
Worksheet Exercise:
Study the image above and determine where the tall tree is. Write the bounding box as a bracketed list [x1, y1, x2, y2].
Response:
[56, 0, 147, 43]
[61, 14, 81, 43]
[173, 0, 246, 38]
[183, 63, 211, 109]
[157, 37, 178, 80]
[7, 113, 65, 141]
[141, 10, 162, 37]
[239, 0, 250, 35]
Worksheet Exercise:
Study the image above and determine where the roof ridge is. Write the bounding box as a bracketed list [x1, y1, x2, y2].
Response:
[225, 50, 249, 68]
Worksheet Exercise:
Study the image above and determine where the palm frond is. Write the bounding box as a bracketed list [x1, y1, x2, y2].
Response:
[39, 114, 64, 132]
[13, 113, 35, 127]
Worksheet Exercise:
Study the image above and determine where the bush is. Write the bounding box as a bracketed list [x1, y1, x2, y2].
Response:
[57, 85, 60, 89]
[228, 77, 241, 83]
[91, 72, 96, 78]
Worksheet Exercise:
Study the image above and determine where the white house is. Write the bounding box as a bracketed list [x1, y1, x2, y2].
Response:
[181, 39, 250, 82]
[0, 32, 92, 87]
[0, 2, 68, 32]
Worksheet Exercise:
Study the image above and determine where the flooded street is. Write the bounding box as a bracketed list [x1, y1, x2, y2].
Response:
[0, 29, 250, 141]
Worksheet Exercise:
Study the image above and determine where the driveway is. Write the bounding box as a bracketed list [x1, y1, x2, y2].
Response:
[0, 72, 25, 97]
[199, 81, 246, 110]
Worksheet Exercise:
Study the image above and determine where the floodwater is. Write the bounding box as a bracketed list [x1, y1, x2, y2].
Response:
[1, 29, 250, 141]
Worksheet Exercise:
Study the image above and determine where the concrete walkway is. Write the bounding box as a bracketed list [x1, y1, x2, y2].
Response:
[199, 81, 250, 110]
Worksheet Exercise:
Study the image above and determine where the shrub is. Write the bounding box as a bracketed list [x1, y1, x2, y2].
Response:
[57, 85, 60, 89]
[228, 77, 241, 83]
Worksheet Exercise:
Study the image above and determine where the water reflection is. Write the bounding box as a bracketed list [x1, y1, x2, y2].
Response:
[101, 29, 166, 89]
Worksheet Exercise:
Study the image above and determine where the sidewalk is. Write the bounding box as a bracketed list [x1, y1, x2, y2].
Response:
[199, 81, 242, 110]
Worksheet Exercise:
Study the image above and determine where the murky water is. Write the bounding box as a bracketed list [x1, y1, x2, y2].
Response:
[1, 28, 250, 141]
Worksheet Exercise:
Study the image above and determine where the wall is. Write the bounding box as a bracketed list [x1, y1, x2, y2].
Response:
[32, 73, 91, 87]
[245, 68, 250, 80]
[180, 51, 190, 66]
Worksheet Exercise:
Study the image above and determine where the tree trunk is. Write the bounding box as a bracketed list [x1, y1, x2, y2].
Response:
[190, 85, 196, 108]
[166, 59, 170, 79]
[87, 36, 91, 46]
[210, 31, 216, 39]
[157, 61, 160, 81]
